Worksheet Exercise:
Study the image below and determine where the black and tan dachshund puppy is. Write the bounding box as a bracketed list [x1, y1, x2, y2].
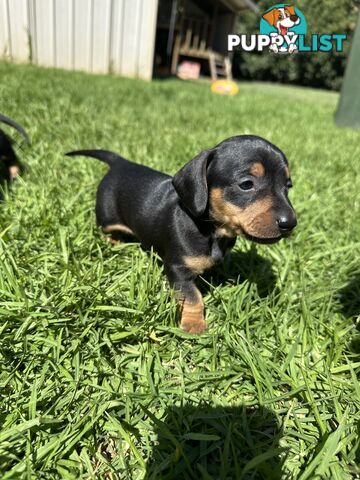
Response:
[0, 113, 30, 185]
[67, 135, 297, 334]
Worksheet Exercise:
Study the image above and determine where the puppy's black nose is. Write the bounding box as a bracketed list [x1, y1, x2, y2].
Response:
[277, 215, 297, 234]
[290, 15, 298, 21]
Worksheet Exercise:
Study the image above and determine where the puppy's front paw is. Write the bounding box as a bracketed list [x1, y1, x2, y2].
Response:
[180, 298, 207, 335]
[9, 165, 20, 180]
[181, 319, 208, 335]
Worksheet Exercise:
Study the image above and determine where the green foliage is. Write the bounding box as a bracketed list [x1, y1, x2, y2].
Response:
[0, 62, 359, 478]
[233, 0, 359, 90]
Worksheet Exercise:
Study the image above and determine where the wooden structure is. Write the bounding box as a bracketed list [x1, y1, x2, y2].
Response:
[171, 17, 231, 80]
[155, 0, 258, 80]
[171, 14, 233, 80]
[0, 0, 257, 81]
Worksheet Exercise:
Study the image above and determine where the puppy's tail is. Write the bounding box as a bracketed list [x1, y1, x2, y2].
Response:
[0, 113, 30, 145]
[65, 149, 127, 167]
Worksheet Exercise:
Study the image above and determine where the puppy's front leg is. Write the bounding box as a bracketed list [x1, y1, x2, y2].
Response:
[165, 262, 207, 334]
[9, 163, 21, 180]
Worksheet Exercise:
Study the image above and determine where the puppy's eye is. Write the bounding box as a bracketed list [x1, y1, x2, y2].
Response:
[239, 180, 254, 191]
[287, 179, 293, 189]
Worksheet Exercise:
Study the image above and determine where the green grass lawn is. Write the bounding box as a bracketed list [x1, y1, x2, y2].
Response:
[0, 62, 359, 479]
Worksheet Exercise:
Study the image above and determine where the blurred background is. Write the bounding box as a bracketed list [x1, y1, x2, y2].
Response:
[0, 0, 358, 90]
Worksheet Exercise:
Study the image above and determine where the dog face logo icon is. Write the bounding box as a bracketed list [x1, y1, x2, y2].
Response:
[260, 4, 307, 53]
[263, 6, 300, 36]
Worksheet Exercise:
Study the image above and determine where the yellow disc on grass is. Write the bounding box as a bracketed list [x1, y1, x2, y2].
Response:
[211, 80, 239, 96]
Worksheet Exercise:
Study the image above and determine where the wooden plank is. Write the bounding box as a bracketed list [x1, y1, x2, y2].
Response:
[184, 21, 193, 49]
[7, 0, 29, 61]
[199, 18, 208, 51]
[91, 0, 111, 73]
[224, 57, 232, 80]
[171, 32, 181, 75]
[178, 47, 210, 59]
[137, 0, 158, 79]
[0, 0, 11, 58]
[54, 0, 73, 69]
[209, 51, 217, 80]
[192, 20, 200, 50]
[33, 0, 55, 66]
[73, 0, 92, 71]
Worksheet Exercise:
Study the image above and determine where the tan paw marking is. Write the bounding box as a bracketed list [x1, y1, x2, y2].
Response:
[180, 295, 207, 335]
[9, 165, 20, 179]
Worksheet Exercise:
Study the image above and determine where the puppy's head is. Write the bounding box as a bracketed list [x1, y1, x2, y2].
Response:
[262, 6, 300, 34]
[172, 135, 297, 244]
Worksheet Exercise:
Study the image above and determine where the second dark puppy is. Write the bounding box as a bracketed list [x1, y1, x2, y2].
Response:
[0, 114, 29, 184]
[67, 135, 297, 334]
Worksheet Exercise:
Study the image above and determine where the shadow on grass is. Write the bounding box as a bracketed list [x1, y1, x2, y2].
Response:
[113, 235, 277, 300]
[338, 273, 360, 319]
[338, 271, 360, 354]
[200, 247, 277, 298]
[145, 403, 284, 480]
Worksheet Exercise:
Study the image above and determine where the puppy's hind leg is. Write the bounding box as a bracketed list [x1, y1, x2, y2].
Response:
[102, 223, 136, 245]
[96, 174, 136, 245]
[165, 262, 207, 334]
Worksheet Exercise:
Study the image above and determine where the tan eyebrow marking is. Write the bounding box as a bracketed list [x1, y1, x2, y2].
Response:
[249, 162, 265, 177]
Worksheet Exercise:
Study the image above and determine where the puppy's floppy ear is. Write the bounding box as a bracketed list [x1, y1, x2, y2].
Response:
[285, 5, 296, 15]
[172, 149, 214, 217]
[262, 9, 276, 26]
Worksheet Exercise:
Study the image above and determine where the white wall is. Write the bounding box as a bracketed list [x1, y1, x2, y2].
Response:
[0, 0, 158, 80]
